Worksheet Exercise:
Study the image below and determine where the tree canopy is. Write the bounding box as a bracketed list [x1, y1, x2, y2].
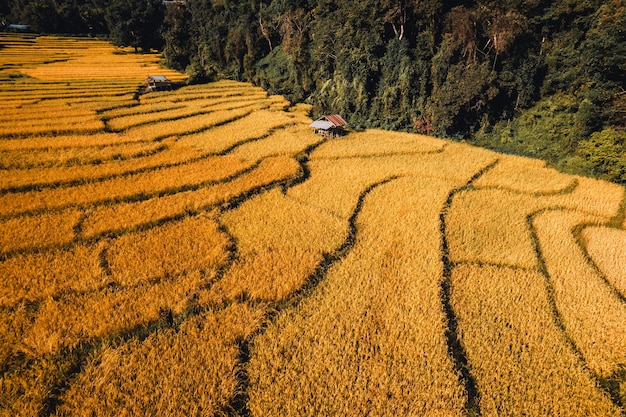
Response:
[3, 0, 625, 184]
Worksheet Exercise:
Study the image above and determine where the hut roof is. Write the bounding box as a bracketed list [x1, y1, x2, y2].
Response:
[309, 114, 347, 130]
[145, 75, 170, 83]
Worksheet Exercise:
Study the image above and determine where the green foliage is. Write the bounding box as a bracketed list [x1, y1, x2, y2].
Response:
[577, 128, 626, 184]
[474, 94, 580, 162]
[163, 4, 192, 71]
[106, 0, 165, 52]
[4, 0, 625, 185]
[5, 0, 108, 34]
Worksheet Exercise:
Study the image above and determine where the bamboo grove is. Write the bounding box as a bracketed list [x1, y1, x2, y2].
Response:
[0, 34, 625, 416]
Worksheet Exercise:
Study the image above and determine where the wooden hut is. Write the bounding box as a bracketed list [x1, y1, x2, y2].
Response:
[309, 114, 347, 137]
[144, 76, 172, 92]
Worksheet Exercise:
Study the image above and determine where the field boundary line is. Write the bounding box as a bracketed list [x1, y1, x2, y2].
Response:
[439, 158, 499, 417]
[528, 207, 626, 414]
[227, 176, 402, 417]
[573, 223, 626, 305]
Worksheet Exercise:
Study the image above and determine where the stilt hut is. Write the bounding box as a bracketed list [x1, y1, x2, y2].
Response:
[309, 114, 347, 137]
[144, 76, 172, 92]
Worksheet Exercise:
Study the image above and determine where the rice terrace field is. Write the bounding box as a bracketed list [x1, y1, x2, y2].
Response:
[1, 34, 626, 416]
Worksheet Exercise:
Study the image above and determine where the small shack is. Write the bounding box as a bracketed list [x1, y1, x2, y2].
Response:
[309, 114, 348, 138]
[144, 76, 172, 92]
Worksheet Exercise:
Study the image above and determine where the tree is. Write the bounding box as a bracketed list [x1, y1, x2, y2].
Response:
[163, 3, 192, 70]
[106, 0, 165, 52]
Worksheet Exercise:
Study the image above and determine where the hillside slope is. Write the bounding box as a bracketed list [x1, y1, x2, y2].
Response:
[1, 35, 625, 417]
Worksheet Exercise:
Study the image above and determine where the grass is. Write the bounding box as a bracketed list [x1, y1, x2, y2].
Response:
[1, 34, 625, 416]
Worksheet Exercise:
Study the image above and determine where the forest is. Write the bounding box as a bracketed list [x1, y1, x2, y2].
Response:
[2, 0, 625, 184]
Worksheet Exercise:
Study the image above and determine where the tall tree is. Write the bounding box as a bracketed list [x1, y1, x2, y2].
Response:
[106, 0, 165, 52]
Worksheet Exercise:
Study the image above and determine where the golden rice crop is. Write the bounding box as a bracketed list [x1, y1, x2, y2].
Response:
[23, 270, 204, 356]
[533, 209, 626, 377]
[0, 242, 105, 308]
[123, 106, 260, 142]
[23, 213, 230, 355]
[447, 188, 540, 268]
[0, 132, 151, 152]
[290, 143, 497, 219]
[311, 128, 446, 159]
[2, 35, 625, 417]
[581, 226, 626, 297]
[176, 109, 297, 154]
[248, 177, 467, 416]
[0, 115, 104, 137]
[204, 187, 347, 304]
[0, 138, 202, 190]
[451, 264, 620, 416]
[55, 303, 267, 417]
[105, 99, 248, 131]
[230, 124, 322, 161]
[0, 209, 81, 253]
[547, 176, 625, 218]
[0, 155, 253, 216]
[80, 156, 300, 239]
[99, 101, 184, 120]
[105, 211, 229, 285]
[0, 140, 166, 170]
[473, 154, 577, 195]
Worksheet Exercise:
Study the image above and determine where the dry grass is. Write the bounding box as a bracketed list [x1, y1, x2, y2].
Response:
[581, 227, 626, 297]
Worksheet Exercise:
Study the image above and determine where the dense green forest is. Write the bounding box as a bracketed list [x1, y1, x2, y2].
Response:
[2, 0, 625, 184]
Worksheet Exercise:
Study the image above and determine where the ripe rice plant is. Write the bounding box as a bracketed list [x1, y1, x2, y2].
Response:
[123, 106, 260, 142]
[23, 270, 206, 355]
[446, 188, 541, 269]
[451, 264, 620, 416]
[230, 124, 322, 161]
[311, 129, 446, 159]
[205, 187, 347, 303]
[0, 242, 106, 308]
[473, 154, 577, 195]
[290, 143, 497, 218]
[1, 34, 625, 416]
[533, 209, 626, 377]
[106, 211, 229, 286]
[581, 227, 626, 297]
[80, 156, 300, 239]
[248, 177, 468, 416]
[0, 209, 81, 253]
[0, 140, 166, 170]
[0, 138, 202, 191]
[0, 156, 253, 216]
[176, 109, 298, 153]
[55, 303, 267, 417]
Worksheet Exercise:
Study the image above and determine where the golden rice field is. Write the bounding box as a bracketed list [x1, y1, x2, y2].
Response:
[1, 34, 625, 416]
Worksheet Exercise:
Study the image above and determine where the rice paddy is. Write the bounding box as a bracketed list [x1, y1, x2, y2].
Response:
[1, 34, 625, 416]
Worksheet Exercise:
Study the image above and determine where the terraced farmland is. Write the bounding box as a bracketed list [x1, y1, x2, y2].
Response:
[1, 34, 625, 417]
